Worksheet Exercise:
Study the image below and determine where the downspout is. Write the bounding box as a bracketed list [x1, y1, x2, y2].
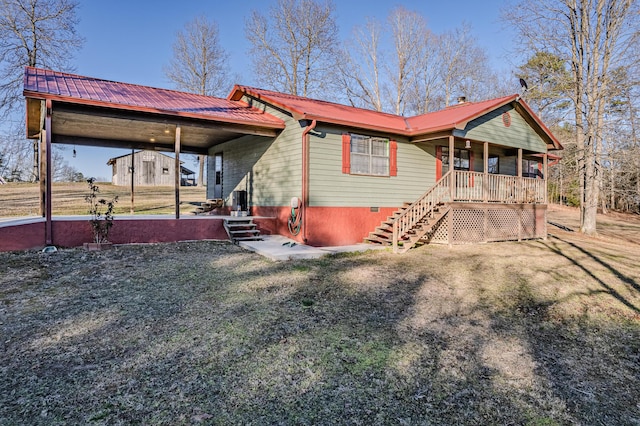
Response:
[301, 119, 316, 243]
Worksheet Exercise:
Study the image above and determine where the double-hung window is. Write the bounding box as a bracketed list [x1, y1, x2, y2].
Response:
[350, 134, 390, 176]
[342, 133, 397, 176]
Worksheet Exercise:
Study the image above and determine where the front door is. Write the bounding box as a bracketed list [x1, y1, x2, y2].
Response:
[213, 153, 223, 198]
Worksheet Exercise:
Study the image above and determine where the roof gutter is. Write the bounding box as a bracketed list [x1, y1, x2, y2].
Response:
[301, 119, 316, 244]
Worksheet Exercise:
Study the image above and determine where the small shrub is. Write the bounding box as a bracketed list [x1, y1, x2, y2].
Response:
[85, 178, 118, 243]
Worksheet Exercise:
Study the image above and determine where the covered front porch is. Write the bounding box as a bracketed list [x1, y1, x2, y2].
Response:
[21, 67, 285, 250]
[385, 168, 548, 252]
[371, 133, 553, 252]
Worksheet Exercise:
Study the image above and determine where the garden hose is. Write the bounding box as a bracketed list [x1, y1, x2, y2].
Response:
[287, 205, 302, 236]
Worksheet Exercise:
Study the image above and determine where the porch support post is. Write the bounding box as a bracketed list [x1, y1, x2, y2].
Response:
[543, 153, 548, 204]
[483, 141, 489, 202]
[174, 125, 181, 219]
[39, 130, 46, 216]
[448, 135, 455, 201]
[44, 99, 53, 245]
[130, 149, 135, 214]
[517, 148, 522, 177]
[517, 148, 523, 203]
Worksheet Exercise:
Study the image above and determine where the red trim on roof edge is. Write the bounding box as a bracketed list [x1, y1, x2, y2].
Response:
[229, 86, 561, 149]
[24, 67, 285, 130]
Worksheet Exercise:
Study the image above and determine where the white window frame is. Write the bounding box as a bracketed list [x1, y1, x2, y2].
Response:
[350, 134, 390, 176]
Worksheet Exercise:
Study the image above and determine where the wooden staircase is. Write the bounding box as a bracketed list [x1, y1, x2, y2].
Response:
[365, 203, 450, 253]
[366, 171, 453, 253]
[192, 198, 223, 215]
[366, 202, 412, 246]
[223, 218, 262, 243]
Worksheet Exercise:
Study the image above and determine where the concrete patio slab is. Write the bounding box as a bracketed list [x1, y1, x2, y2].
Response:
[238, 235, 386, 261]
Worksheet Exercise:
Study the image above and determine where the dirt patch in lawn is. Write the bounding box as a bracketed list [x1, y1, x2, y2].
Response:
[1, 209, 639, 425]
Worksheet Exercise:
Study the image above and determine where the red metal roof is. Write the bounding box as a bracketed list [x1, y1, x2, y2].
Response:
[230, 85, 409, 134]
[230, 86, 561, 149]
[404, 95, 518, 133]
[23, 67, 560, 149]
[23, 67, 285, 129]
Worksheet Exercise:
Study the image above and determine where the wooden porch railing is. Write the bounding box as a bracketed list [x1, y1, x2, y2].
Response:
[454, 171, 546, 204]
[392, 171, 452, 253]
[390, 171, 546, 253]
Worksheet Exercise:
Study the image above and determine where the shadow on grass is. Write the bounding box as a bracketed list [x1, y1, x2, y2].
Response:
[480, 237, 640, 425]
[1, 241, 639, 424]
[540, 236, 639, 314]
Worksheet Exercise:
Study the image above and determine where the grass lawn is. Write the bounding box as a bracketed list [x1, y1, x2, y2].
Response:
[1, 208, 639, 425]
[0, 182, 207, 217]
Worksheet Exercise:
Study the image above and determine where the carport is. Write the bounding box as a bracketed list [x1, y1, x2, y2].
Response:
[22, 66, 285, 246]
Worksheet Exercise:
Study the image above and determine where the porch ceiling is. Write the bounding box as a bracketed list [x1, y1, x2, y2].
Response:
[26, 99, 282, 155]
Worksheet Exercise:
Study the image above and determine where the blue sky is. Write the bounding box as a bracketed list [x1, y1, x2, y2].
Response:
[66, 0, 516, 180]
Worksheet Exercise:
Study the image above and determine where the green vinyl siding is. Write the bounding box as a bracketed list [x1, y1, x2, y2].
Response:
[500, 156, 518, 176]
[206, 96, 303, 206]
[308, 127, 436, 207]
[456, 105, 548, 153]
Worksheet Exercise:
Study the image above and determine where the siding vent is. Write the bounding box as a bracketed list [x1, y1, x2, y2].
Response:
[502, 112, 512, 127]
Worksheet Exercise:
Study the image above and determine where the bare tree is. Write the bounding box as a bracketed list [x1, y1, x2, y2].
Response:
[337, 18, 384, 111]
[385, 7, 426, 116]
[0, 0, 83, 181]
[165, 16, 230, 97]
[165, 16, 230, 186]
[434, 25, 494, 107]
[410, 26, 441, 114]
[339, 8, 429, 115]
[505, 0, 639, 235]
[340, 11, 496, 115]
[245, 0, 338, 97]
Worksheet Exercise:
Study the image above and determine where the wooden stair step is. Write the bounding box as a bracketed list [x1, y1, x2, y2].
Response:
[223, 217, 261, 243]
[365, 236, 392, 245]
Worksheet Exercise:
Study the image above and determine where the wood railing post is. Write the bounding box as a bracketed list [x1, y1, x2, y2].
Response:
[543, 153, 548, 204]
[483, 142, 489, 202]
[392, 220, 398, 253]
[449, 136, 455, 201]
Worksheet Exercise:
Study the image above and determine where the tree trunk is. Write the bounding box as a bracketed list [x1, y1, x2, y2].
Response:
[581, 140, 599, 235]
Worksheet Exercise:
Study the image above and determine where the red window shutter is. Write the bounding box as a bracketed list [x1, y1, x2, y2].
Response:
[435, 145, 442, 180]
[389, 140, 397, 176]
[342, 133, 351, 174]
